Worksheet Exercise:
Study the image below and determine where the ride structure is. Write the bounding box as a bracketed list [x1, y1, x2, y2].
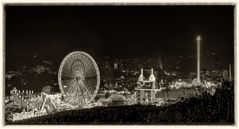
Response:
[135, 68, 156, 105]
[58, 51, 100, 108]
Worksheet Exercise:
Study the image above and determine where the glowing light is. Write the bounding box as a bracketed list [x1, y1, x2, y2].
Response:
[196, 35, 201, 41]
[196, 35, 201, 84]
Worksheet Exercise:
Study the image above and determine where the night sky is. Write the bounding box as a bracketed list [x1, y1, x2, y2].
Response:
[5, 5, 234, 62]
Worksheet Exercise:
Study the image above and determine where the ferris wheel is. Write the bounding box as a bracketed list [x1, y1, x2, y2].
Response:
[58, 51, 100, 107]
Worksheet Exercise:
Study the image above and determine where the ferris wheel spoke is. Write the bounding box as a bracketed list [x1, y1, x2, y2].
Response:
[77, 54, 83, 66]
[85, 63, 93, 74]
[85, 60, 91, 70]
[77, 80, 93, 101]
[68, 57, 75, 72]
[66, 80, 77, 95]
[84, 58, 92, 72]
[83, 55, 90, 65]
[77, 81, 88, 104]
[69, 55, 75, 65]
[63, 79, 76, 91]
[85, 69, 96, 78]
[62, 79, 74, 85]
[62, 71, 72, 76]
[86, 69, 95, 76]
[62, 74, 75, 81]
[64, 59, 72, 73]
[85, 78, 97, 89]
[74, 81, 81, 103]
[66, 80, 82, 105]
[74, 80, 89, 103]
[85, 75, 97, 79]
[85, 80, 95, 93]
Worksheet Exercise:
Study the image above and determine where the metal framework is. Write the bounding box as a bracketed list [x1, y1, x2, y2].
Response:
[135, 82, 156, 104]
[58, 51, 100, 108]
[197, 36, 201, 84]
[135, 68, 156, 104]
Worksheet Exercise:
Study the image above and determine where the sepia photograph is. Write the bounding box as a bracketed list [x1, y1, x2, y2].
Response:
[4, 4, 235, 125]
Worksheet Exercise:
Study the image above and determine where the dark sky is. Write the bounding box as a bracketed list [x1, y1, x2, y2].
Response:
[5, 5, 234, 61]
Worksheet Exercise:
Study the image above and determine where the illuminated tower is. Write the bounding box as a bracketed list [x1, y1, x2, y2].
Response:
[229, 64, 232, 81]
[138, 68, 144, 82]
[149, 68, 156, 103]
[196, 36, 201, 84]
[149, 68, 156, 82]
